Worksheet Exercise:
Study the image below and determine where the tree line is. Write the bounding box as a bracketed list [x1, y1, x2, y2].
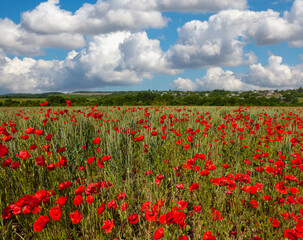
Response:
[0, 88, 302, 107]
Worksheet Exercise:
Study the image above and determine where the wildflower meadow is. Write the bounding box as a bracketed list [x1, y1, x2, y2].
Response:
[1, 105, 303, 239]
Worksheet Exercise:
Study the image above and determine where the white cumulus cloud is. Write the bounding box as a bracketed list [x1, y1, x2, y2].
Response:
[21, 0, 167, 35]
[166, 0, 303, 69]
[20, 0, 248, 36]
[1, 0, 303, 93]
[156, 0, 247, 12]
[0, 31, 177, 93]
[0, 17, 86, 55]
[171, 77, 198, 91]
[171, 55, 303, 91]
[244, 55, 303, 88]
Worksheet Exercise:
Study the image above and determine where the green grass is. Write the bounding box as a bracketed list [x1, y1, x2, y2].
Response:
[0, 98, 47, 103]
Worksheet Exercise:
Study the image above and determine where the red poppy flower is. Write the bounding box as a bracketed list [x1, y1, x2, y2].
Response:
[29, 144, 38, 150]
[21, 135, 29, 140]
[275, 182, 288, 194]
[151, 131, 157, 136]
[102, 219, 114, 233]
[250, 200, 259, 208]
[101, 155, 111, 161]
[70, 210, 83, 224]
[57, 147, 66, 153]
[34, 129, 44, 135]
[284, 228, 298, 239]
[203, 231, 216, 240]
[269, 217, 280, 227]
[137, 135, 144, 141]
[87, 157, 95, 165]
[39, 101, 48, 106]
[145, 210, 158, 221]
[47, 163, 55, 171]
[93, 137, 101, 144]
[117, 192, 126, 200]
[86, 195, 94, 204]
[45, 134, 53, 141]
[96, 159, 104, 168]
[176, 184, 184, 189]
[275, 197, 285, 205]
[153, 227, 163, 239]
[263, 195, 272, 201]
[10, 161, 20, 169]
[35, 155, 46, 166]
[158, 213, 167, 225]
[107, 199, 118, 209]
[58, 181, 72, 190]
[173, 211, 186, 227]
[33, 215, 49, 232]
[212, 209, 223, 220]
[222, 164, 229, 169]
[2, 158, 12, 167]
[251, 236, 263, 240]
[10, 128, 18, 134]
[153, 199, 164, 213]
[193, 205, 202, 213]
[189, 183, 199, 191]
[73, 195, 83, 206]
[66, 100, 72, 107]
[97, 203, 105, 215]
[177, 200, 188, 211]
[24, 128, 35, 134]
[296, 220, 303, 235]
[200, 169, 210, 176]
[265, 166, 274, 173]
[75, 186, 85, 195]
[289, 187, 299, 196]
[42, 118, 48, 125]
[155, 178, 161, 186]
[18, 150, 31, 159]
[128, 213, 139, 224]
[244, 159, 251, 165]
[141, 201, 152, 212]
[1, 204, 14, 219]
[35, 190, 48, 202]
[1, 135, 12, 142]
[55, 196, 67, 206]
[11, 204, 22, 215]
[208, 164, 217, 170]
[178, 236, 188, 240]
[49, 206, 62, 221]
[42, 144, 50, 152]
[121, 202, 128, 211]
[145, 170, 153, 175]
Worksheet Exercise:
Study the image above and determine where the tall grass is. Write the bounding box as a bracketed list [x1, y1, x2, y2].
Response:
[0, 106, 303, 239]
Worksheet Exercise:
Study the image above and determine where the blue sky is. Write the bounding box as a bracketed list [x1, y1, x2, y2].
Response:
[0, 0, 302, 93]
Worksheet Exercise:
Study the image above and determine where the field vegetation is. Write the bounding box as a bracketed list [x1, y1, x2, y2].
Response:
[0, 105, 303, 239]
[1, 88, 303, 107]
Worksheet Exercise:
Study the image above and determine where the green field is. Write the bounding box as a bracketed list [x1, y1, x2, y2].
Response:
[0, 106, 303, 239]
[0, 98, 46, 103]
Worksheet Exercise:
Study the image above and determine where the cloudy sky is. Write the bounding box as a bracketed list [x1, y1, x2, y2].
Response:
[0, 0, 302, 93]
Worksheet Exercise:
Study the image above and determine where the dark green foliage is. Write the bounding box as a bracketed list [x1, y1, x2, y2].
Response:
[46, 95, 66, 105]
[1, 88, 303, 107]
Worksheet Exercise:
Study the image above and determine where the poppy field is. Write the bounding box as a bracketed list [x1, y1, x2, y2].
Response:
[1, 105, 303, 240]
